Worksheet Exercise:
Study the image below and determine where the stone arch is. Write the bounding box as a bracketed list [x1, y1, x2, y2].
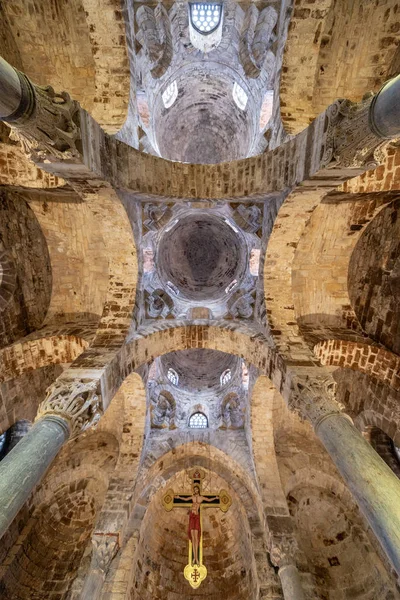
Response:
[315, 339, 400, 392]
[0, 334, 90, 384]
[348, 198, 400, 353]
[132, 442, 263, 527]
[281, 0, 399, 134]
[1, 0, 129, 132]
[132, 467, 260, 600]
[0, 456, 112, 599]
[250, 376, 289, 515]
[291, 191, 394, 346]
[287, 480, 395, 599]
[0, 188, 52, 349]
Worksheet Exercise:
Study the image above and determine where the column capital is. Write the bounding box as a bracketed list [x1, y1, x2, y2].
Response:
[321, 93, 388, 170]
[1, 59, 82, 161]
[91, 532, 120, 573]
[289, 374, 351, 430]
[35, 379, 102, 440]
[270, 536, 299, 569]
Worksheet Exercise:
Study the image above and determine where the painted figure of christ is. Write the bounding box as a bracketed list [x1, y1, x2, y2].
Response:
[175, 485, 218, 565]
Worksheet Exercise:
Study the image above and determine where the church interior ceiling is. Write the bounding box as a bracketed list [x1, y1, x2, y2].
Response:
[0, 0, 399, 599]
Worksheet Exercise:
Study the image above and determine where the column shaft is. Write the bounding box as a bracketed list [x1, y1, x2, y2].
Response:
[370, 74, 400, 139]
[0, 417, 69, 539]
[316, 413, 400, 575]
[80, 569, 105, 599]
[278, 564, 305, 600]
[0, 57, 22, 118]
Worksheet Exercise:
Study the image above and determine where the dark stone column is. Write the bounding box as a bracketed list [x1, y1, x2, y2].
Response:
[369, 74, 400, 139]
[0, 416, 69, 539]
[0, 379, 101, 540]
[292, 378, 400, 577]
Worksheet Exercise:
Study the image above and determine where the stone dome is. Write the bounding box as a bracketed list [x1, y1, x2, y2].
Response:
[157, 213, 247, 302]
[161, 349, 240, 392]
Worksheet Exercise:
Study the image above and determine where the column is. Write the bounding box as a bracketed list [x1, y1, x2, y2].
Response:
[369, 74, 400, 139]
[270, 538, 305, 600]
[0, 379, 101, 540]
[0, 54, 81, 159]
[0, 56, 25, 118]
[80, 533, 119, 599]
[293, 378, 400, 577]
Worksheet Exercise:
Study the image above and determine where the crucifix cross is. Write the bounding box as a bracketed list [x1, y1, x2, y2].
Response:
[162, 467, 232, 589]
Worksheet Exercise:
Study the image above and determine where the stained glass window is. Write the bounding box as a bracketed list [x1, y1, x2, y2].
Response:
[190, 3, 222, 34]
[189, 412, 208, 428]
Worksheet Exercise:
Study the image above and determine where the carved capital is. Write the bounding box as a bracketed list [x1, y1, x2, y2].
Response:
[321, 94, 388, 170]
[7, 72, 82, 161]
[35, 379, 101, 439]
[91, 533, 119, 573]
[289, 374, 346, 429]
[270, 537, 298, 569]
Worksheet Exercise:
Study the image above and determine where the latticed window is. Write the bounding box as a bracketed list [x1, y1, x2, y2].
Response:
[233, 82, 248, 110]
[220, 369, 232, 386]
[189, 412, 208, 428]
[162, 80, 178, 109]
[189, 3, 222, 34]
[167, 368, 179, 385]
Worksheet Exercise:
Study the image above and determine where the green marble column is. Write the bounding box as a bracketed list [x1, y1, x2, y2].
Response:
[316, 413, 400, 575]
[0, 416, 69, 539]
[278, 564, 306, 600]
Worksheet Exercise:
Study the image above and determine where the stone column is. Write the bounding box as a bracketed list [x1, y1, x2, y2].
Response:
[0, 54, 81, 160]
[0, 57, 25, 118]
[293, 377, 400, 576]
[270, 538, 305, 600]
[80, 533, 119, 599]
[0, 379, 101, 540]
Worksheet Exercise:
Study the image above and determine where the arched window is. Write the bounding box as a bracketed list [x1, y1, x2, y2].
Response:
[220, 369, 232, 386]
[190, 3, 222, 34]
[167, 367, 179, 385]
[233, 82, 248, 111]
[162, 80, 178, 109]
[189, 412, 208, 429]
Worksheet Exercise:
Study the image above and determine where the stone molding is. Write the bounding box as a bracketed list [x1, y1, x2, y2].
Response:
[289, 375, 346, 429]
[269, 536, 299, 569]
[7, 69, 82, 161]
[91, 532, 120, 573]
[322, 94, 388, 170]
[35, 379, 101, 440]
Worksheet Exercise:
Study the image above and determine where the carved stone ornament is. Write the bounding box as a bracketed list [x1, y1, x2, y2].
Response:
[289, 374, 348, 429]
[270, 536, 299, 569]
[321, 94, 388, 170]
[91, 533, 119, 573]
[8, 73, 82, 161]
[35, 379, 101, 439]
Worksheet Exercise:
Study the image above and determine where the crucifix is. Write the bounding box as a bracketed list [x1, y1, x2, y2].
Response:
[162, 467, 232, 589]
